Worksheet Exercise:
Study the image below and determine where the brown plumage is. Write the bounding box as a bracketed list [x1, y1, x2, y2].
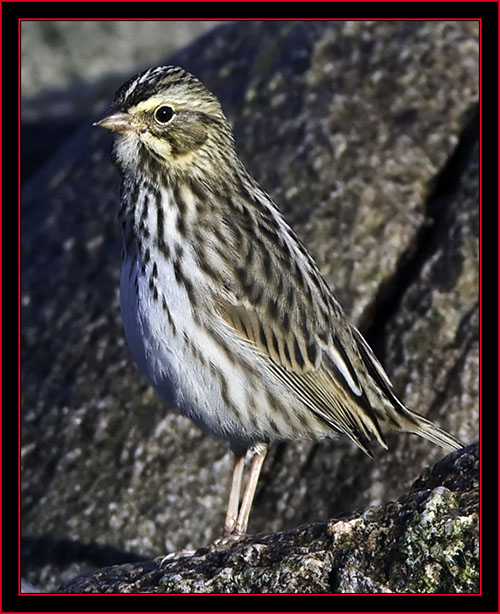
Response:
[96, 65, 463, 540]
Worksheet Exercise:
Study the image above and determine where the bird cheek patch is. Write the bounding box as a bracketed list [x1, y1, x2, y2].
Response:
[168, 122, 209, 158]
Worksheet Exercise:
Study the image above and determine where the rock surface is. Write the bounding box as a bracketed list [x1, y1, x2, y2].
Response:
[21, 20, 479, 592]
[21, 20, 224, 97]
[57, 443, 479, 593]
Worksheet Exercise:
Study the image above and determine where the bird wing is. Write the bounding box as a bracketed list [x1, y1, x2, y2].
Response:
[197, 191, 461, 454]
[212, 238, 389, 455]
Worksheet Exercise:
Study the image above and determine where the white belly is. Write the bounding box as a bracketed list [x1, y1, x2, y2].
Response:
[119, 254, 253, 448]
[120, 256, 183, 409]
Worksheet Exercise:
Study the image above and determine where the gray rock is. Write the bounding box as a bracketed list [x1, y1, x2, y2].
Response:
[56, 443, 479, 593]
[21, 20, 479, 592]
[21, 20, 225, 97]
[20, 579, 41, 593]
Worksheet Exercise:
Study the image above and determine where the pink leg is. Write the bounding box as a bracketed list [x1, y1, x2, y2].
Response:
[223, 451, 246, 536]
[233, 444, 268, 535]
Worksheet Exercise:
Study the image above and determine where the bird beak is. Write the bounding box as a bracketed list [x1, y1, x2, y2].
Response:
[93, 109, 136, 133]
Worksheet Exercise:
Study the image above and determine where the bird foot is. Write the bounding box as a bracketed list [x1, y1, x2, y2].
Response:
[211, 529, 246, 549]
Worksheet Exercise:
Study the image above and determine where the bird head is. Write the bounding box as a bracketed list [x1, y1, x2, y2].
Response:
[95, 65, 235, 181]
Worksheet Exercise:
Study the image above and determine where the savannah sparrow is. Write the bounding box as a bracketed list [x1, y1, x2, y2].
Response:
[95, 66, 462, 539]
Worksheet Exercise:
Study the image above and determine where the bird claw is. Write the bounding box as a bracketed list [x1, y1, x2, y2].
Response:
[211, 530, 246, 548]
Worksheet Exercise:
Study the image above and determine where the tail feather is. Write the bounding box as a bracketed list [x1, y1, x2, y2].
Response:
[404, 409, 463, 452]
[350, 325, 463, 453]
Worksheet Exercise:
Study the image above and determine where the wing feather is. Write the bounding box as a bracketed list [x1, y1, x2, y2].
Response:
[215, 282, 388, 454]
[201, 194, 389, 453]
[198, 190, 460, 454]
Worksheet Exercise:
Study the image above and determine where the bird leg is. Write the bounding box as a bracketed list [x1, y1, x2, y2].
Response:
[223, 451, 245, 536]
[233, 443, 268, 536]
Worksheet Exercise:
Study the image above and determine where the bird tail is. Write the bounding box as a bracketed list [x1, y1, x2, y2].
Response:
[376, 391, 464, 452]
[350, 325, 464, 453]
[403, 408, 463, 452]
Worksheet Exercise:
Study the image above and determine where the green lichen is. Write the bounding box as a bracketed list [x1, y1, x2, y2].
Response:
[399, 487, 479, 593]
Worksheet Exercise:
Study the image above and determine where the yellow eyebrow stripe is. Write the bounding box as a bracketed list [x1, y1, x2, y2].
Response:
[128, 96, 175, 114]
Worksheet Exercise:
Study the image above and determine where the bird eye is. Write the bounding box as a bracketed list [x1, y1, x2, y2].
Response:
[154, 105, 174, 124]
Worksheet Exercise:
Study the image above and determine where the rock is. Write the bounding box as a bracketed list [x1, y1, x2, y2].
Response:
[21, 20, 479, 591]
[21, 21, 224, 97]
[57, 443, 478, 593]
